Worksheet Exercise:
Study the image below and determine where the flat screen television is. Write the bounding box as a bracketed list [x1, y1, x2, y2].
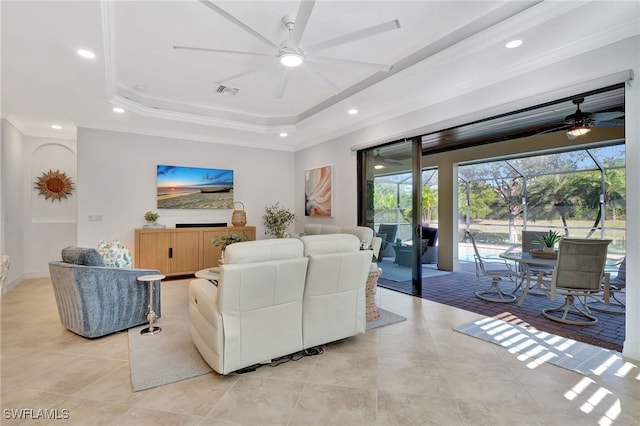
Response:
[156, 164, 234, 209]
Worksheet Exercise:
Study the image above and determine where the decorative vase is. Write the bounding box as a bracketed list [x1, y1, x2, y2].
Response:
[543, 246, 555, 253]
[231, 201, 247, 227]
[143, 221, 165, 229]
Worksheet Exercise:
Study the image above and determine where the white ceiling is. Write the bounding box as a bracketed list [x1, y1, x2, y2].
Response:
[2, 1, 639, 151]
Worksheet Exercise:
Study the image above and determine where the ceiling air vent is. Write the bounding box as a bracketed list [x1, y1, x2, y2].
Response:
[216, 85, 239, 96]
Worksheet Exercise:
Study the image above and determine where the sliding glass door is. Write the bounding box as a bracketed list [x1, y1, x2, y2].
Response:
[358, 138, 423, 296]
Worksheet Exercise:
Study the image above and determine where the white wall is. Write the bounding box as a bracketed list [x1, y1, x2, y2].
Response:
[2, 123, 79, 288]
[24, 138, 78, 278]
[1, 120, 25, 291]
[294, 137, 360, 232]
[76, 128, 296, 250]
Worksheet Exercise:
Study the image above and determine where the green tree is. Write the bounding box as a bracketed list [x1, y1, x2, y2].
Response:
[422, 185, 437, 224]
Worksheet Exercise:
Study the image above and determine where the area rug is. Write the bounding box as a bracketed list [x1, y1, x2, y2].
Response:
[128, 300, 212, 392]
[366, 308, 406, 330]
[454, 315, 622, 375]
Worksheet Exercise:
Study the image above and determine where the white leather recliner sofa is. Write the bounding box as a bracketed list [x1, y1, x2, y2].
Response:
[189, 238, 308, 375]
[300, 234, 372, 348]
[303, 224, 381, 261]
[189, 233, 372, 375]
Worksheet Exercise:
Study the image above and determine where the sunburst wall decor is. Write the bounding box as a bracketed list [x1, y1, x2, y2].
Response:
[34, 169, 75, 201]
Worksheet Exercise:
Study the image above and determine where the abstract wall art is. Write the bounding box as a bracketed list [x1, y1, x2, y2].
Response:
[305, 165, 332, 216]
[156, 164, 234, 209]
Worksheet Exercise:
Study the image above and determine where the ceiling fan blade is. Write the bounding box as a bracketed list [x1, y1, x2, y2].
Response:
[592, 111, 624, 122]
[307, 55, 393, 72]
[306, 19, 400, 52]
[173, 45, 273, 59]
[217, 66, 262, 84]
[302, 63, 341, 94]
[275, 68, 292, 99]
[594, 119, 625, 128]
[290, 0, 316, 48]
[198, 0, 281, 52]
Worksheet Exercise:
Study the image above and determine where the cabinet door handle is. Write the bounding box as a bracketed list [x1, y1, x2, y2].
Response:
[169, 247, 173, 258]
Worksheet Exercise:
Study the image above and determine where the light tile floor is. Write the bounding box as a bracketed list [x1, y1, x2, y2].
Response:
[1, 277, 639, 425]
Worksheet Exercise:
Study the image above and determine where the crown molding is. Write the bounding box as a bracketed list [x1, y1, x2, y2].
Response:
[73, 119, 297, 152]
[5, 115, 77, 140]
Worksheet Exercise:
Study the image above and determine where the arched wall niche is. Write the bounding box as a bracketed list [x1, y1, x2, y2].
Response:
[31, 142, 77, 223]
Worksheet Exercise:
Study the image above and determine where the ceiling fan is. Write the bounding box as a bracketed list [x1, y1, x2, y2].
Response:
[373, 149, 403, 169]
[173, 0, 401, 98]
[563, 98, 624, 140]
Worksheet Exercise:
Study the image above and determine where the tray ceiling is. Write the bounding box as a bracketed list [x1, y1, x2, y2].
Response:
[2, 1, 638, 150]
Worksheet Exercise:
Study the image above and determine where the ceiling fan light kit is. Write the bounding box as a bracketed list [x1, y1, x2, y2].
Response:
[566, 124, 591, 139]
[280, 51, 303, 67]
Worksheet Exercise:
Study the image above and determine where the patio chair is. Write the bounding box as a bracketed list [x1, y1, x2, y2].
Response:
[587, 256, 625, 314]
[377, 224, 398, 261]
[520, 230, 554, 284]
[421, 226, 438, 264]
[541, 238, 611, 325]
[466, 231, 518, 302]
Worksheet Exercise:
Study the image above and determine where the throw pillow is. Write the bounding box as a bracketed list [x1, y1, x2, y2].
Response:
[61, 246, 106, 267]
[97, 240, 133, 269]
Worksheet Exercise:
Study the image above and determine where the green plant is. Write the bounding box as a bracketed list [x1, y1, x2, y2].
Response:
[144, 211, 159, 222]
[536, 230, 562, 247]
[211, 233, 249, 251]
[262, 202, 296, 238]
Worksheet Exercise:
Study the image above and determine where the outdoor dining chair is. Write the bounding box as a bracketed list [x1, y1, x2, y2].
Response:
[541, 238, 611, 325]
[466, 231, 518, 303]
[519, 230, 555, 289]
[587, 256, 626, 314]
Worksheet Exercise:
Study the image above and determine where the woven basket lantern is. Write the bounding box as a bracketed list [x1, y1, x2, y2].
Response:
[231, 201, 247, 227]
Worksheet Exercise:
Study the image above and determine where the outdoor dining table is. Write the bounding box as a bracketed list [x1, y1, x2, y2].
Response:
[499, 250, 557, 306]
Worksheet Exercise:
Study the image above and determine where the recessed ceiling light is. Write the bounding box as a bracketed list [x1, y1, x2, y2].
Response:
[279, 132, 288, 137]
[505, 39, 523, 49]
[348, 109, 358, 115]
[77, 49, 96, 59]
[50, 124, 62, 130]
[112, 107, 125, 114]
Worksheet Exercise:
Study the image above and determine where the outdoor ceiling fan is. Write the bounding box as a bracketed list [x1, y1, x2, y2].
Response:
[563, 98, 625, 140]
[373, 149, 403, 169]
[173, 0, 400, 98]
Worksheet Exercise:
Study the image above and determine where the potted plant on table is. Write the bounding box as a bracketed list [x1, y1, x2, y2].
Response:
[262, 202, 296, 238]
[211, 234, 249, 264]
[143, 211, 163, 228]
[536, 230, 562, 252]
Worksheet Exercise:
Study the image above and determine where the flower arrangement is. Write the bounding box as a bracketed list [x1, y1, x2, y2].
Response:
[536, 230, 562, 249]
[211, 233, 249, 251]
[262, 202, 296, 238]
[144, 211, 160, 223]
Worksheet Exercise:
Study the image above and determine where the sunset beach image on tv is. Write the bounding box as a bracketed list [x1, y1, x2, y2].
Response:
[156, 165, 234, 209]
